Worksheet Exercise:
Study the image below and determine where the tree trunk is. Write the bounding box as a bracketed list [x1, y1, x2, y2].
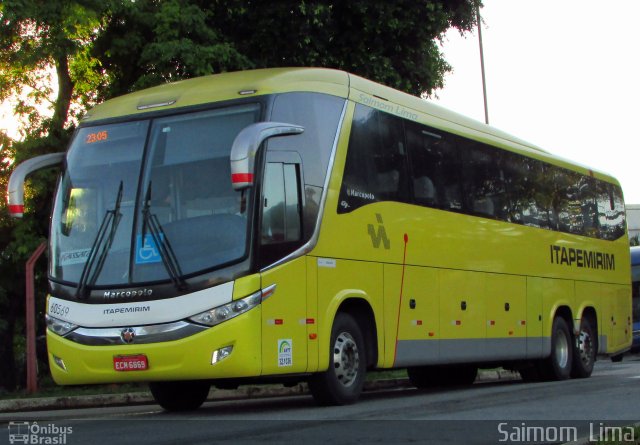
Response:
[50, 52, 74, 141]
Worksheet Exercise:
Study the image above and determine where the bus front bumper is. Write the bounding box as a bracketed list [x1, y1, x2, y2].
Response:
[47, 308, 262, 385]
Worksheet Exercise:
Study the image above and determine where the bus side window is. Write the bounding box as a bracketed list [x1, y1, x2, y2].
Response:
[260, 161, 303, 267]
[338, 105, 410, 213]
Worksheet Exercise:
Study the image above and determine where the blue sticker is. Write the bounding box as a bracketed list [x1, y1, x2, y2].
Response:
[135, 234, 163, 264]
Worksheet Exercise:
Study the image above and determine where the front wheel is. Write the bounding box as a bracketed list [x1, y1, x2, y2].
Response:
[571, 316, 596, 378]
[308, 313, 366, 405]
[149, 380, 210, 411]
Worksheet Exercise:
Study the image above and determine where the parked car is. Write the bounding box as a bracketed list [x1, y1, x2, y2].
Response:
[631, 246, 640, 352]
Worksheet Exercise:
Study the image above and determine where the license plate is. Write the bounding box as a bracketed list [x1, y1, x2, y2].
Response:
[113, 354, 149, 371]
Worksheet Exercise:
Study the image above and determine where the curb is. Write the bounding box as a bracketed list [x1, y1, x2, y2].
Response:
[0, 369, 519, 414]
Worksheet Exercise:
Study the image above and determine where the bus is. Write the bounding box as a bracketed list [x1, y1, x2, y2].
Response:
[632, 246, 640, 352]
[7, 68, 632, 411]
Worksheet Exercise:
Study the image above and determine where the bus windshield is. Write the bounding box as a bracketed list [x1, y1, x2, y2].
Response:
[50, 104, 261, 288]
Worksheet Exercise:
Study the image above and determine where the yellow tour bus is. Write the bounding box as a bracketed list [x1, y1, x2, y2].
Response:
[8, 68, 632, 411]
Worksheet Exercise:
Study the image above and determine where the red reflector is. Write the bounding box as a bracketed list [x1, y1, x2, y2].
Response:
[428, 332, 435, 337]
[274, 319, 283, 325]
[455, 320, 461, 326]
[231, 173, 254, 183]
[114, 354, 148, 372]
[306, 318, 315, 324]
[490, 320, 496, 326]
[9, 204, 24, 215]
[309, 333, 317, 340]
[416, 320, 423, 325]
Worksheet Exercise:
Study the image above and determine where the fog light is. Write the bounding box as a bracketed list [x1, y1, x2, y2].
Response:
[211, 346, 233, 364]
[53, 355, 67, 371]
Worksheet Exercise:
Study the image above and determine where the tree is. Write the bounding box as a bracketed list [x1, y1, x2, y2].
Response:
[97, 0, 481, 97]
[0, 0, 108, 141]
[0, 0, 109, 391]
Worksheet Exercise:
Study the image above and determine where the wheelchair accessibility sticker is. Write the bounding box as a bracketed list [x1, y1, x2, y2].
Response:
[135, 234, 163, 264]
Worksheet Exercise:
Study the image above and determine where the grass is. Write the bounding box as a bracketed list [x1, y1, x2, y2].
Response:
[365, 368, 407, 381]
[0, 376, 147, 401]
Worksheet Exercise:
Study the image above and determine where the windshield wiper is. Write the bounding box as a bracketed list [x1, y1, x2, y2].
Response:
[76, 181, 124, 299]
[141, 183, 187, 291]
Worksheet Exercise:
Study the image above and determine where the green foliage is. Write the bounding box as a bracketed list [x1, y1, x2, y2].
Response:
[0, 0, 108, 138]
[97, 0, 481, 97]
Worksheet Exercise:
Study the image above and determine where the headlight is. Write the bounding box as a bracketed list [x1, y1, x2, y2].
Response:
[189, 291, 262, 327]
[46, 315, 78, 336]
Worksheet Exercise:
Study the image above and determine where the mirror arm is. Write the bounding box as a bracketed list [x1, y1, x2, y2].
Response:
[230, 122, 303, 190]
[7, 152, 65, 218]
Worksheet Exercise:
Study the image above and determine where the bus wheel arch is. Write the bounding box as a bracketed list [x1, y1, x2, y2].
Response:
[335, 298, 379, 368]
[571, 307, 598, 378]
[309, 311, 367, 405]
[309, 298, 378, 405]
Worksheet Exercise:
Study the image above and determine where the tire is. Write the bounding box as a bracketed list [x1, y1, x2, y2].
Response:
[571, 316, 597, 378]
[538, 316, 573, 381]
[308, 313, 366, 406]
[149, 380, 210, 412]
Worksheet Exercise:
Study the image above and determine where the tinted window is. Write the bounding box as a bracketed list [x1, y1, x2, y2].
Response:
[596, 182, 626, 240]
[337, 103, 626, 241]
[270, 92, 345, 240]
[259, 160, 303, 267]
[405, 122, 463, 211]
[338, 105, 410, 213]
[461, 142, 506, 219]
[270, 92, 345, 187]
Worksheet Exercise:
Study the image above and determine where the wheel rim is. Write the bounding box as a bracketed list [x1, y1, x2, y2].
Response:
[555, 329, 570, 369]
[578, 330, 594, 366]
[332, 332, 360, 387]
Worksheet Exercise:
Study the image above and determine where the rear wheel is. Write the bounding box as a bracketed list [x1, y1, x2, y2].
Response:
[149, 380, 210, 412]
[571, 315, 596, 378]
[308, 313, 366, 405]
[538, 316, 573, 381]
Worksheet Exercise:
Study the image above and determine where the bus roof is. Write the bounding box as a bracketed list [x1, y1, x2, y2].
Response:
[81, 67, 618, 184]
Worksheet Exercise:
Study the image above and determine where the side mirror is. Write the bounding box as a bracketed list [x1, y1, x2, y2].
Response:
[230, 122, 303, 190]
[7, 152, 65, 217]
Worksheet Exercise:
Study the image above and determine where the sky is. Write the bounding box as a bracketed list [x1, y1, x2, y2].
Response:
[430, 0, 640, 204]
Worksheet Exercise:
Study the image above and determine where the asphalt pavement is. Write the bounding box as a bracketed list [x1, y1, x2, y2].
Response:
[0, 369, 519, 413]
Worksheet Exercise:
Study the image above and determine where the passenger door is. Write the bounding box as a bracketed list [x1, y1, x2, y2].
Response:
[259, 153, 308, 375]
